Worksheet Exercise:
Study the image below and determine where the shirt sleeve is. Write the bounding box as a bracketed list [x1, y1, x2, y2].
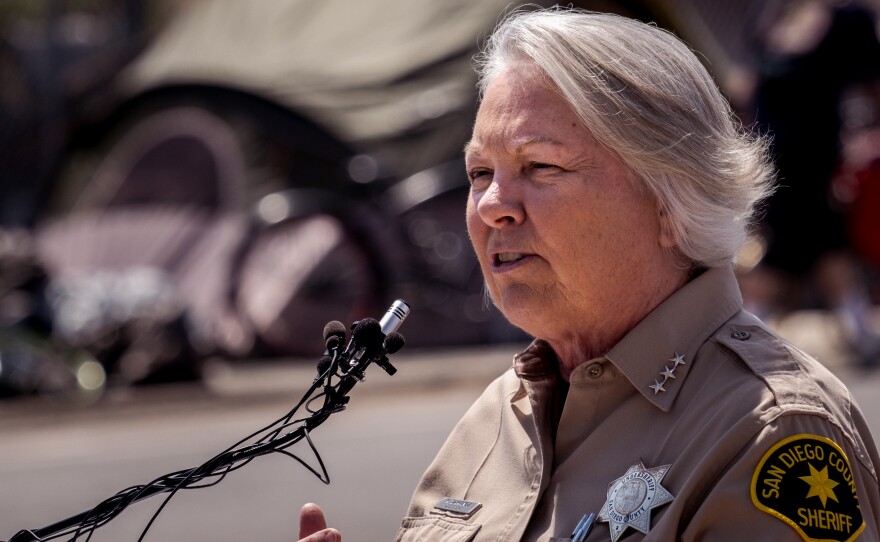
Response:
[682, 412, 880, 542]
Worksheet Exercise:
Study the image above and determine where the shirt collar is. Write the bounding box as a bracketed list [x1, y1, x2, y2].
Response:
[512, 266, 743, 411]
[514, 339, 559, 381]
[604, 265, 743, 411]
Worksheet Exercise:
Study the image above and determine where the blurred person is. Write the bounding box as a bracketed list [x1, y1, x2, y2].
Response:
[296, 7, 880, 542]
[736, 0, 880, 367]
[835, 82, 880, 276]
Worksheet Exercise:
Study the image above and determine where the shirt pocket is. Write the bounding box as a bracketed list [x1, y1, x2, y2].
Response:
[395, 516, 481, 542]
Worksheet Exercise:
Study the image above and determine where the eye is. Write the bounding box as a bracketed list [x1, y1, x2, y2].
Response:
[467, 168, 492, 186]
[528, 162, 559, 172]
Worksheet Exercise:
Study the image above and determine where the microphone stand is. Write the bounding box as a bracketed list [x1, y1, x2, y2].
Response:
[6, 300, 410, 542]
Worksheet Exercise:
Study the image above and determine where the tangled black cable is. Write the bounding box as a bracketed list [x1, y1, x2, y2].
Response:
[6, 300, 410, 542]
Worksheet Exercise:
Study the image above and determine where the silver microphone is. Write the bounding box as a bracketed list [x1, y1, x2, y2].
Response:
[379, 299, 410, 335]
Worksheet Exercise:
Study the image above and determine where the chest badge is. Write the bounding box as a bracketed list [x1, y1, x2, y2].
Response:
[598, 460, 675, 542]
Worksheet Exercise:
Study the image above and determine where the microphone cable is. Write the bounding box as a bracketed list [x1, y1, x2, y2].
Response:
[7, 300, 410, 542]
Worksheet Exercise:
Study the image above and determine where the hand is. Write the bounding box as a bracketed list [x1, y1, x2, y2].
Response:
[297, 503, 341, 542]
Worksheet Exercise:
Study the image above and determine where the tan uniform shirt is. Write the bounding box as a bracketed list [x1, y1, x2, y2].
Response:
[395, 266, 880, 541]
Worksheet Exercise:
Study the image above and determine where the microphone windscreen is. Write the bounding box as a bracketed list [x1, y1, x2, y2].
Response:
[323, 320, 346, 342]
[352, 318, 383, 347]
[317, 355, 332, 374]
[384, 332, 405, 354]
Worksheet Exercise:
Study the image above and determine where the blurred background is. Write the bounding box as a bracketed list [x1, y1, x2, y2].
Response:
[1, 0, 880, 396]
[1, 0, 880, 539]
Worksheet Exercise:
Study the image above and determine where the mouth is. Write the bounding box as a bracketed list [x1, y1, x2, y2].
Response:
[495, 252, 525, 264]
[491, 251, 532, 270]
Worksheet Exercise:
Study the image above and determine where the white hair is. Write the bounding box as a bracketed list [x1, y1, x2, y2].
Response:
[476, 7, 775, 269]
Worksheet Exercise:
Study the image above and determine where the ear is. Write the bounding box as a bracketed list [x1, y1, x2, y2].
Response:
[657, 204, 678, 249]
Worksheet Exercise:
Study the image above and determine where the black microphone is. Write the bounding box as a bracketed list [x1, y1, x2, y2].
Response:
[384, 332, 405, 354]
[316, 355, 333, 376]
[351, 318, 384, 350]
[318, 320, 346, 379]
[323, 320, 346, 351]
[346, 318, 383, 368]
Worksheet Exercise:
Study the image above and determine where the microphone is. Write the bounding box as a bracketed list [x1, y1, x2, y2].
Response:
[344, 301, 410, 372]
[319, 320, 347, 377]
[316, 355, 333, 376]
[323, 320, 346, 351]
[352, 318, 384, 350]
[384, 332, 405, 354]
[345, 318, 382, 368]
[379, 299, 410, 335]
[375, 332, 405, 375]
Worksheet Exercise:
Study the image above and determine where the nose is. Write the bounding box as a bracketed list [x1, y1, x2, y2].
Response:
[474, 174, 525, 228]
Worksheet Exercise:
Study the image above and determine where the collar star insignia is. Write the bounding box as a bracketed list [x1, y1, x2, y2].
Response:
[649, 353, 686, 394]
[649, 379, 666, 394]
[661, 365, 677, 379]
[598, 460, 675, 542]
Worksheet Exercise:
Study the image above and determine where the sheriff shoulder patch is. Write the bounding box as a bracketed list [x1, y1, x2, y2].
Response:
[751, 434, 865, 542]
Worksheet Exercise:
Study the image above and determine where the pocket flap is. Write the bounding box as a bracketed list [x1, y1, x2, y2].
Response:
[395, 516, 481, 542]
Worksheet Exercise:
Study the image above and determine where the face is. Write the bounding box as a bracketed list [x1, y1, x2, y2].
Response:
[465, 64, 681, 357]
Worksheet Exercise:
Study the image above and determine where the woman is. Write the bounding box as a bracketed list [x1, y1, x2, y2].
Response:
[299, 8, 880, 541]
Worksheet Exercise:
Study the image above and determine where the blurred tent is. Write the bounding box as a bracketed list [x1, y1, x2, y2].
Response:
[117, 0, 534, 182]
[115, 0, 800, 179]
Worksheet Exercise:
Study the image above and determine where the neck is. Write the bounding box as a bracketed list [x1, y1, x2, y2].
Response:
[550, 265, 691, 380]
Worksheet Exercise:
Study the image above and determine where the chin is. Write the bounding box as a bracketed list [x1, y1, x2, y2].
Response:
[494, 287, 554, 337]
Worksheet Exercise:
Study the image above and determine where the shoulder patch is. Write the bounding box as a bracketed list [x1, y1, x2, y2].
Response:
[751, 434, 865, 541]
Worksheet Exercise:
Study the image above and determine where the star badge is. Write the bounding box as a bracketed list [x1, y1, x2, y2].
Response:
[598, 460, 675, 542]
[649, 379, 666, 394]
[670, 353, 686, 367]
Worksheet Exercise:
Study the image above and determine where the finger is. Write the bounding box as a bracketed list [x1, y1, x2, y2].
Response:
[299, 528, 341, 542]
[299, 503, 328, 539]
